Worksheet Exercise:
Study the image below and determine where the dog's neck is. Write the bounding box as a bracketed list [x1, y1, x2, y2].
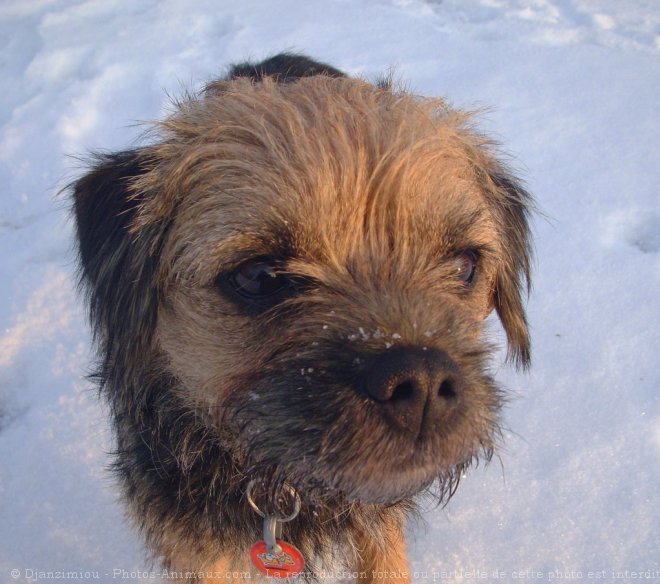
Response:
[105, 368, 407, 572]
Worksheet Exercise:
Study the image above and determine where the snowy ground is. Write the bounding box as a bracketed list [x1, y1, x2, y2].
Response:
[1, 0, 659, 582]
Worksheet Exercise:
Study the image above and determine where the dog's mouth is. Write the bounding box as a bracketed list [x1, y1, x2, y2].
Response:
[224, 362, 500, 505]
[304, 396, 496, 504]
[236, 418, 492, 506]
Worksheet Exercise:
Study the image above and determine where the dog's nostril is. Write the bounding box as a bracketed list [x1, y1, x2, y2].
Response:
[362, 347, 464, 435]
[390, 381, 416, 404]
[437, 378, 457, 400]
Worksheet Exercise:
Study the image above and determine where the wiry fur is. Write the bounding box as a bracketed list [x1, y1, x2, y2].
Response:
[71, 53, 532, 580]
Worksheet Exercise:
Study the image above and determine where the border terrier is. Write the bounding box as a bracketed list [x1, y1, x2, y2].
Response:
[71, 53, 532, 582]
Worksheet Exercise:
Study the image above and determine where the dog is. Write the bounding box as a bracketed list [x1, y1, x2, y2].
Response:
[71, 53, 532, 582]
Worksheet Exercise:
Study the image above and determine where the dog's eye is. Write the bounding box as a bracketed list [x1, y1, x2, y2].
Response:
[226, 258, 290, 299]
[454, 250, 478, 286]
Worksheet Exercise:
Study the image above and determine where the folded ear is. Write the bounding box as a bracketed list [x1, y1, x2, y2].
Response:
[71, 149, 168, 375]
[488, 170, 534, 369]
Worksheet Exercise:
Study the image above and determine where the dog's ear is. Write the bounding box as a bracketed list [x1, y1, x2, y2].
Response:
[72, 150, 168, 371]
[488, 170, 533, 369]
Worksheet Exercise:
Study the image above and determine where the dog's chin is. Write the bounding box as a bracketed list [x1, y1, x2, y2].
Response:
[283, 440, 474, 506]
[323, 467, 439, 505]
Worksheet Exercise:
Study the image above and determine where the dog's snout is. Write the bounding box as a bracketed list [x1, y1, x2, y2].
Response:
[362, 347, 462, 437]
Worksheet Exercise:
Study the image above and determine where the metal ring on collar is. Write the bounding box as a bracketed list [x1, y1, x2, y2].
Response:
[246, 479, 301, 522]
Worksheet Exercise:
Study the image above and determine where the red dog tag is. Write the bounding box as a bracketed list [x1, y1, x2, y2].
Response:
[250, 539, 305, 578]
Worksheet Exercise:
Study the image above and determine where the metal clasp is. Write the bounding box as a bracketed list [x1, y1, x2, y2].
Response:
[246, 480, 301, 553]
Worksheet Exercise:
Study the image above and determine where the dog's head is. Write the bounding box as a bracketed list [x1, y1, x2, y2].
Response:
[73, 60, 532, 506]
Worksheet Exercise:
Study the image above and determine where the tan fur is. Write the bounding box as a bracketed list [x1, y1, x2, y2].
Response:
[144, 78, 505, 410]
[72, 69, 532, 582]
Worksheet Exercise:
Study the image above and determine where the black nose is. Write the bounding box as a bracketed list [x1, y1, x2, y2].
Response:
[362, 347, 463, 437]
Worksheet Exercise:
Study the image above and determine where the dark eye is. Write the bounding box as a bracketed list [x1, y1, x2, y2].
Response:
[454, 250, 478, 286]
[226, 258, 290, 300]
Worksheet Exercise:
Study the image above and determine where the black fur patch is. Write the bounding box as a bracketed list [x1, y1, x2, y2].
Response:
[227, 52, 346, 82]
[72, 150, 170, 399]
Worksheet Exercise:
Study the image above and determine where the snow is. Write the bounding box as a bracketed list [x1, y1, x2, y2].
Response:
[1, 0, 658, 582]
